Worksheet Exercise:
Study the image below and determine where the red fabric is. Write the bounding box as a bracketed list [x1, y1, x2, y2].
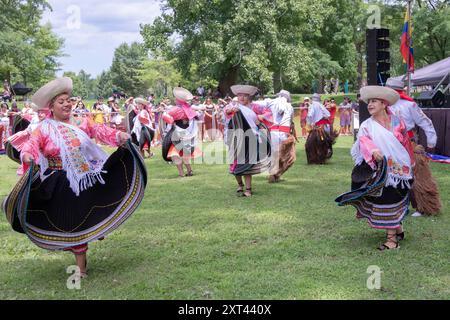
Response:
[328, 105, 337, 118]
[316, 118, 330, 126]
[408, 130, 414, 139]
[64, 244, 88, 254]
[271, 125, 290, 133]
[176, 99, 197, 120]
[395, 90, 415, 102]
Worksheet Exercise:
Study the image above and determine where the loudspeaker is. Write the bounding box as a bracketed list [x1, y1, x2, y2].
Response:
[416, 90, 448, 108]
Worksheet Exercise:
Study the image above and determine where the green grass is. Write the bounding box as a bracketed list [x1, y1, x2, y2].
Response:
[0, 136, 449, 300]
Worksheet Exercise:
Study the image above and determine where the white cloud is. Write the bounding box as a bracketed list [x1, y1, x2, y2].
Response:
[41, 0, 162, 77]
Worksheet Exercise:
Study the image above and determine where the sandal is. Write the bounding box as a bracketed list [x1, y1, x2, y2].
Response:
[378, 234, 400, 251]
[236, 183, 244, 194]
[243, 188, 252, 198]
[185, 171, 194, 177]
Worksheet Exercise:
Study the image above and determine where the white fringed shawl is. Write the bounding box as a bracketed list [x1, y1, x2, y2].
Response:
[351, 117, 412, 189]
[38, 119, 109, 196]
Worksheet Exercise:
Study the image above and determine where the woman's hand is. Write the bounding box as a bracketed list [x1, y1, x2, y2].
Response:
[258, 115, 265, 122]
[226, 107, 238, 115]
[118, 132, 131, 145]
[372, 149, 384, 162]
[22, 152, 34, 165]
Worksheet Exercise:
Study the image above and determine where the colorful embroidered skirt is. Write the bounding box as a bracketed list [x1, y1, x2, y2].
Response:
[227, 111, 271, 176]
[335, 159, 411, 229]
[2, 140, 147, 250]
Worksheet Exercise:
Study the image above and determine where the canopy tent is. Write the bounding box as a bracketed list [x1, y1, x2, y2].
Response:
[392, 56, 450, 87]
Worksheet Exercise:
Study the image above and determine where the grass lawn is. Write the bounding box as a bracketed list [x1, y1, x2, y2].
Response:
[0, 135, 449, 300]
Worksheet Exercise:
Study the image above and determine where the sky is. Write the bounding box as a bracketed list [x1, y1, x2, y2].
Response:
[41, 0, 162, 78]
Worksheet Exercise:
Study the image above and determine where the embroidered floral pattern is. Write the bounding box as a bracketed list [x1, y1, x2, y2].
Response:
[56, 124, 101, 175]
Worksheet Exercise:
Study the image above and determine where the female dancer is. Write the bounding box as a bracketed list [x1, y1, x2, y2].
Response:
[336, 86, 414, 250]
[2, 77, 147, 277]
[224, 85, 272, 197]
[162, 87, 201, 177]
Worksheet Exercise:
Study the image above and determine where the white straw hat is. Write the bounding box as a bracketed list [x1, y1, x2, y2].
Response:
[134, 98, 148, 106]
[360, 86, 400, 106]
[385, 78, 405, 90]
[173, 87, 194, 102]
[230, 85, 258, 96]
[32, 77, 73, 109]
[277, 90, 292, 102]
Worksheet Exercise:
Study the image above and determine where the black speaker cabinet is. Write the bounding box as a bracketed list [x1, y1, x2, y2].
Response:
[416, 90, 448, 108]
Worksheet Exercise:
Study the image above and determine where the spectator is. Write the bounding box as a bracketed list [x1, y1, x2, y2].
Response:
[338, 97, 352, 135]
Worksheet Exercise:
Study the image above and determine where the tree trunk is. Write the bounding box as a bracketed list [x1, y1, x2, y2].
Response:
[317, 76, 324, 94]
[334, 78, 339, 95]
[219, 65, 240, 97]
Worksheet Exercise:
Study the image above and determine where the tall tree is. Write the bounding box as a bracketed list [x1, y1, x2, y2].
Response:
[110, 42, 147, 97]
[0, 1, 63, 89]
[95, 70, 114, 99]
[141, 0, 333, 95]
[63, 70, 96, 99]
[413, 0, 450, 66]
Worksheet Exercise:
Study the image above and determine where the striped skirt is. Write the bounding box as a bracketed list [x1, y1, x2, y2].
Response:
[227, 111, 271, 176]
[336, 159, 412, 229]
[2, 140, 147, 250]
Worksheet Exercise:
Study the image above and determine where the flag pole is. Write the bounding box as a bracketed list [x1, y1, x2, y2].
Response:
[406, 0, 412, 95]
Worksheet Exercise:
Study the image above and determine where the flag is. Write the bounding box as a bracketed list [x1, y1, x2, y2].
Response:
[426, 153, 450, 164]
[400, 8, 414, 72]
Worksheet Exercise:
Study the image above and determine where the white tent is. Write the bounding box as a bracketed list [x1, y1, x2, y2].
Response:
[393, 56, 450, 86]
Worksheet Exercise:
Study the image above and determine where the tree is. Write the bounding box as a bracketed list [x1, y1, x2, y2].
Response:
[141, 0, 334, 95]
[63, 70, 96, 99]
[413, 0, 450, 66]
[95, 70, 114, 99]
[110, 42, 147, 97]
[139, 59, 182, 97]
[0, 1, 63, 90]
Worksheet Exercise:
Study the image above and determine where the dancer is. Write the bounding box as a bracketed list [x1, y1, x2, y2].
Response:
[131, 98, 155, 158]
[386, 78, 440, 217]
[162, 87, 201, 177]
[2, 77, 147, 278]
[224, 85, 272, 197]
[268, 90, 297, 183]
[336, 85, 414, 250]
[305, 93, 338, 164]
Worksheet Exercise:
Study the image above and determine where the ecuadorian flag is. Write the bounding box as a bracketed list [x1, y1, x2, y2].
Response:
[400, 8, 414, 72]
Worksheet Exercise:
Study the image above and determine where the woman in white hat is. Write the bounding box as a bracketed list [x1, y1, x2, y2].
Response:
[2, 77, 147, 278]
[161, 87, 201, 177]
[131, 98, 155, 158]
[340, 85, 414, 250]
[224, 85, 272, 197]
